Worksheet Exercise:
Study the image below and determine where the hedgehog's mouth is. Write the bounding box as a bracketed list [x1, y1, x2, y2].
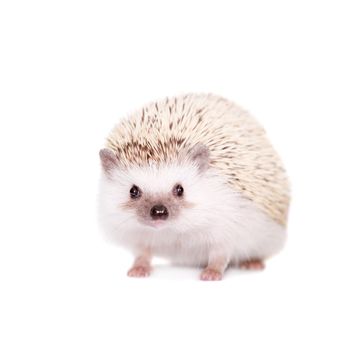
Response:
[146, 220, 168, 229]
[139, 218, 169, 229]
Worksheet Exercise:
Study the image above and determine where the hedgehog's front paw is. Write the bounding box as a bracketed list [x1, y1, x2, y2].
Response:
[127, 265, 151, 278]
[200, 268, 223, 281]
[239, 259, 265, 270]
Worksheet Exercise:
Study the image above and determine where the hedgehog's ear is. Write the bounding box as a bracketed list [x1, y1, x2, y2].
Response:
[99, 148, 119, 174]
[188, 144, 210, 173]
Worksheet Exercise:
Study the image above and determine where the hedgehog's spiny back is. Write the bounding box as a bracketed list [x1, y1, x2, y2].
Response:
[107, 94, 290, 226]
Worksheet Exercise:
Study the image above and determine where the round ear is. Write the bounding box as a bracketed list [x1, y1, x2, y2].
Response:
[188, 143, 210, 173]
[99, 148, 119, 174]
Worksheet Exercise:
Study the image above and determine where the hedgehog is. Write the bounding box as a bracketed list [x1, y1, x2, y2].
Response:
[98, 93, 290, 281]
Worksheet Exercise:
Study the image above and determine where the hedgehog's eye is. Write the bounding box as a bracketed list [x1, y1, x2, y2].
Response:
[130, 185, 142, 199]
[173, 184, 184, 197]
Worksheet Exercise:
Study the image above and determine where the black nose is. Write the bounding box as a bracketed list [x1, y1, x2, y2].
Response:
[150, 204, 169, 220]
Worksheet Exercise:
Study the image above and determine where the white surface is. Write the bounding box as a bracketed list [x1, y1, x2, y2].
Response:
[0, 1, 349, 349]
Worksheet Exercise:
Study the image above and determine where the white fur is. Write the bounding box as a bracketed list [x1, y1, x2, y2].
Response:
[98, 161, 286, 267]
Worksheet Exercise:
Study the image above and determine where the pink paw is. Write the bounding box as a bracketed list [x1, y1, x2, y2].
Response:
[200, 268, 223, 281]
[239, 259, 265, 270]
[127, 265, 151, 278]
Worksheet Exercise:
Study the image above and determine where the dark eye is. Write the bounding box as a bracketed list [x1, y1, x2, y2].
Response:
[173, 184, 184, 197]
[130, 185, 142, 199]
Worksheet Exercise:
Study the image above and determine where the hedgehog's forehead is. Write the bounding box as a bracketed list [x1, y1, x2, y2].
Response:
[120, 162, 198, 193]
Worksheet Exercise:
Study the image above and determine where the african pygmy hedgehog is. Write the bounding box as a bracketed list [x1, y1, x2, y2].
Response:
[98, 93, 290, 280]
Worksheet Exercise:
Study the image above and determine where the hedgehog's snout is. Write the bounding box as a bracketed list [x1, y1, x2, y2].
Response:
[150, 204, 169, 220]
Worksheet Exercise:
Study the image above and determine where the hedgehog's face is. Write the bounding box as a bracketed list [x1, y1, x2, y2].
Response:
[121, 182, 189, 227]
[99, 144, 211, 230]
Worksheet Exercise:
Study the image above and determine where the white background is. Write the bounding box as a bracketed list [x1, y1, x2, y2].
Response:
[1, 1, 349, 349]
